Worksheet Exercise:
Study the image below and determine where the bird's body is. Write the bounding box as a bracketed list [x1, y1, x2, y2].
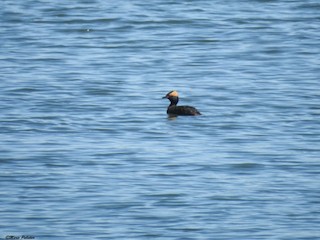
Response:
[167, 105, 200, 116]
[163, 90, 201, 116]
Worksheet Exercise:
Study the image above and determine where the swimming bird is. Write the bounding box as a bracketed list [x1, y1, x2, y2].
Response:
[162, 90, 201, 116]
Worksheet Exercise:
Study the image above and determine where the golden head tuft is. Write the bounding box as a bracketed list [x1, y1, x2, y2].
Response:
[166, 90, 179, 98]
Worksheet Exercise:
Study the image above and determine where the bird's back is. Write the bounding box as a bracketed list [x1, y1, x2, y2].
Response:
[167, 105, 201, 116]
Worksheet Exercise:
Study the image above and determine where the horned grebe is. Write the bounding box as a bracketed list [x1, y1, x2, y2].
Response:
[162, 90, 201, 116]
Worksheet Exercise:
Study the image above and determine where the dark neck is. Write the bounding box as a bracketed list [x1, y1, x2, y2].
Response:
[168, 96, 179, 106]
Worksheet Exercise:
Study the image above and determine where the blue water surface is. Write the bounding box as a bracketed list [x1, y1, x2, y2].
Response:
[1, 1, 320, 239]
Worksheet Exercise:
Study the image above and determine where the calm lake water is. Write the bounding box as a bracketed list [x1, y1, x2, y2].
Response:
[1, 0, 320, 239]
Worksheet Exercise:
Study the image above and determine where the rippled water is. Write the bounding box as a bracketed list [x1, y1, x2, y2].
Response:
[1, 1, 320, 239]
